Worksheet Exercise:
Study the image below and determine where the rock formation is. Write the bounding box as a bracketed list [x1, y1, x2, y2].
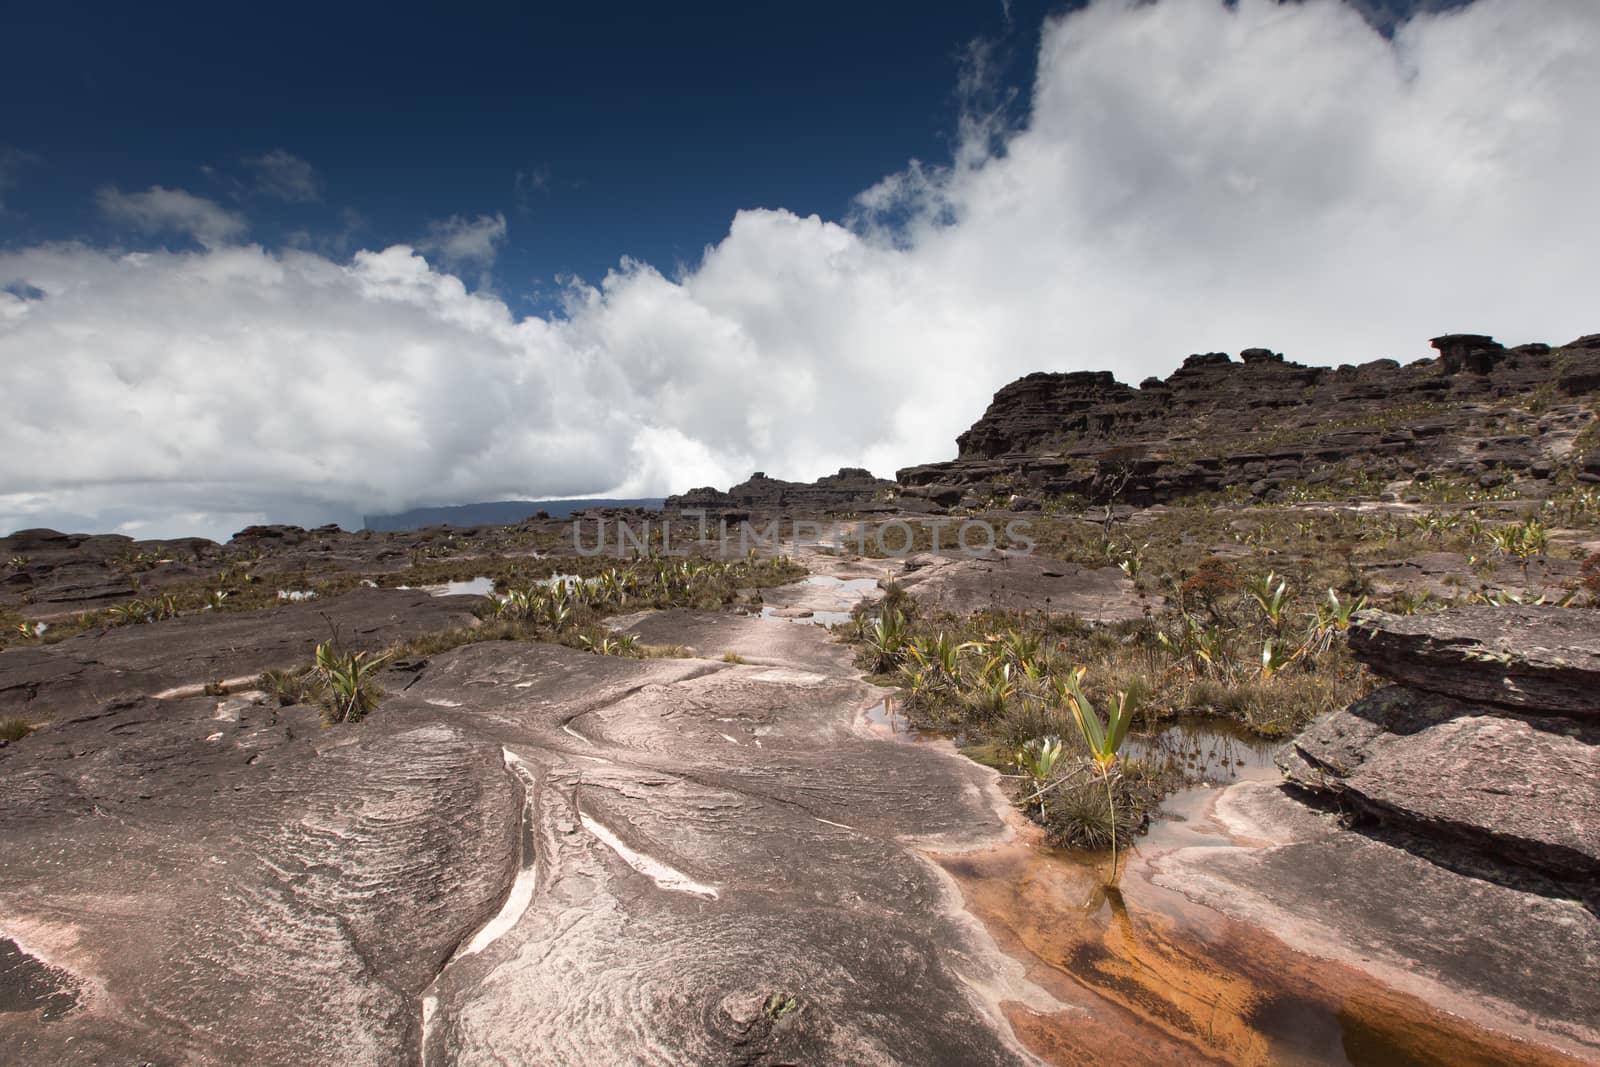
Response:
[664, 467, 895, 515]
[898, 333, 1600, 510]
[1147, 606, 1600, 1063]
[1280, 606, 1600, 889]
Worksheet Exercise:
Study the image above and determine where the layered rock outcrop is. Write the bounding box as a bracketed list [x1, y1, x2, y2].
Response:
[1279, 606, 1600, 888]
[899, 333, 1600, 509]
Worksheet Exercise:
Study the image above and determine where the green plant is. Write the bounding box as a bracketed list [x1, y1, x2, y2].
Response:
[864, 606, 910, 672]
[311, 640, 387, 724]
[763, 993, 798, 1022]
[259, 668, 310, 706]
[1246, 571, 1291, 629]
[1013, 735, 1065, 816]
[1057, 667, 1136, 879]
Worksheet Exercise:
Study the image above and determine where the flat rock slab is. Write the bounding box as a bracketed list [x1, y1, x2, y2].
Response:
[1349, 606, 1600, 716]
[1280, 686, 1600, 882]
[0, 587, 481, 721]
[1152, 781, 1600, 1062]
[891, 553, 1149, 622]
[619, 607, 859, 675]
[379, 641, 1044, 1065]
[0, 691, 518, 1066]
[2, 576, 1048, 1064]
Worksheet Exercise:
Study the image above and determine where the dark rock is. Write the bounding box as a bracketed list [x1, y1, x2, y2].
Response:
[895, 332, 1599, 508]
[1431, 333, 1506, 375]
[1347, 606, 1600, 717]
[0, 588, 482, 721]
[665, 467, 893, 514]
[889, 553, 1148, 622]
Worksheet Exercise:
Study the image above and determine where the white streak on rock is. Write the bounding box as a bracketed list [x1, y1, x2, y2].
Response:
[579, 814, 719, 899]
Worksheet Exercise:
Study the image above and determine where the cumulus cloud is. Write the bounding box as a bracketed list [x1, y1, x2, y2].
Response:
[4, 0, 1599, 539]
[95, 185, 248, 248]
[243, 149, 321, 202]
[417, 213, 509, 271]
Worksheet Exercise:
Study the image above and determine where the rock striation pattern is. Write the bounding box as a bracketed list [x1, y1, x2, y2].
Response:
[1279, 606, 1600, 887]
[898, 333, 1600, 510]
[0, 560, 1049, 1065]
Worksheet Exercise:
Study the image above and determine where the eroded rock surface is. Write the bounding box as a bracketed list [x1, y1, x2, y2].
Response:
[0, 565, 1049, 1065]
[896, 333, 1600, 508]
[1279, 687, 1600, 881]
[1151, 782, 1600, 1061]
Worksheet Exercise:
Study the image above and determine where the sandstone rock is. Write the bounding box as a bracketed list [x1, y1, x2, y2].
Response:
[1347, 606, 1600, 716]
[1280, 687, 1600, 881]
[1152, 782, 1600, 1061]
[890, 552, 1148, 622]
[0, 587, 481, 721]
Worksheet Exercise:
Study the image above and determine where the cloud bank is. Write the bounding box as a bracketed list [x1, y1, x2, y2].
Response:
[3, 0, 1598, 540]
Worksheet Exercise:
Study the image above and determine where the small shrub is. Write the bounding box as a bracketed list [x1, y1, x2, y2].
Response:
[0, 716, 35, 743]
[1039, 770, 1146, 850]
[311, 641, 387, 724]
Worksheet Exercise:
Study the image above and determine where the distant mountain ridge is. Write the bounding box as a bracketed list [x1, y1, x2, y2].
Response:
[364, 498, 664, 532]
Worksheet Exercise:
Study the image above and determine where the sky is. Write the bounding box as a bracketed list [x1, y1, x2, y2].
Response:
[2, 0, 1595, 541]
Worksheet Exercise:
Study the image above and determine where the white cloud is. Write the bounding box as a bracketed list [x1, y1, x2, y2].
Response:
[4, 0, 1599, 538]
[243, 149, 321, 202]
[95, 185, 248, 249]
[417, 213, 509, 271]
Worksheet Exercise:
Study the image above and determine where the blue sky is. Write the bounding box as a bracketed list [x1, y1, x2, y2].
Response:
[1, 0, 1590, 540]
[3, 0, 1064, 307]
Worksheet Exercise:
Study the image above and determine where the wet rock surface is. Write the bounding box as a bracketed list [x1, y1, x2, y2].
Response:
[1144, 604, 1600, 1062]
[1152, 781, 1600, 1061]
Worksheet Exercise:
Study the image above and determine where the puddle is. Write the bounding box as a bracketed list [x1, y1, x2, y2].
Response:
[397, 576, 498, 597]
[937, 720, 1577, 1067]
[758, 606, 856, 626]
[861, 698, 931, 743]
[1125, 717, 1281, 789]
[440, 576, 496, 597]
[801, 575, 880, 593]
